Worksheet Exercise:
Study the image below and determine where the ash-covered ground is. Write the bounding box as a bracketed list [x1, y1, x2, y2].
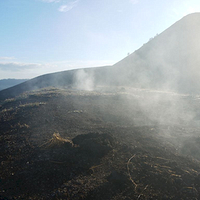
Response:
[1, 87, 200, 199]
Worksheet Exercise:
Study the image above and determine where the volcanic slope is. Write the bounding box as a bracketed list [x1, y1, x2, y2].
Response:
[1, 87, 200, 199]
[1, 13, 200, 101]
[111, 12, 200, 93]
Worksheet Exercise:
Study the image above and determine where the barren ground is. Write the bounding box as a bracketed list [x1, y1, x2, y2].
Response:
[1, 87, 200, 199]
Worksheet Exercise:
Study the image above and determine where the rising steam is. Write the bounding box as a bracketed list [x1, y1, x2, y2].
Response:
[74, 69, 94, 91]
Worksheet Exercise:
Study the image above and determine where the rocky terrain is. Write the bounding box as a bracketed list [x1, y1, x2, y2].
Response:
[1, 87, 200, 199]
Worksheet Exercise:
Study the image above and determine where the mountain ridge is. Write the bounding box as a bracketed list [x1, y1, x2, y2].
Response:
[112, 12, 200, 92]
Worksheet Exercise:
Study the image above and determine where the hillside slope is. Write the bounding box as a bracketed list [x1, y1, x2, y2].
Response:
[0, 66, 112, 101]
[1, 13, 200, 101]
[112, 13, 200, 93]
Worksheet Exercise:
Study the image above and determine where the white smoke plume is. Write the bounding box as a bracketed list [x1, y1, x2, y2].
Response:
[74, 69, 94, 91]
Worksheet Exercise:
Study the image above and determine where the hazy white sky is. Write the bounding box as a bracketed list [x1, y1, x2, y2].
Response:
[0, 0, 200, 79]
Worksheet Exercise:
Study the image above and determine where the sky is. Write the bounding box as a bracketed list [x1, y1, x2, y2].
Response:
[0, 0, 200, 79]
